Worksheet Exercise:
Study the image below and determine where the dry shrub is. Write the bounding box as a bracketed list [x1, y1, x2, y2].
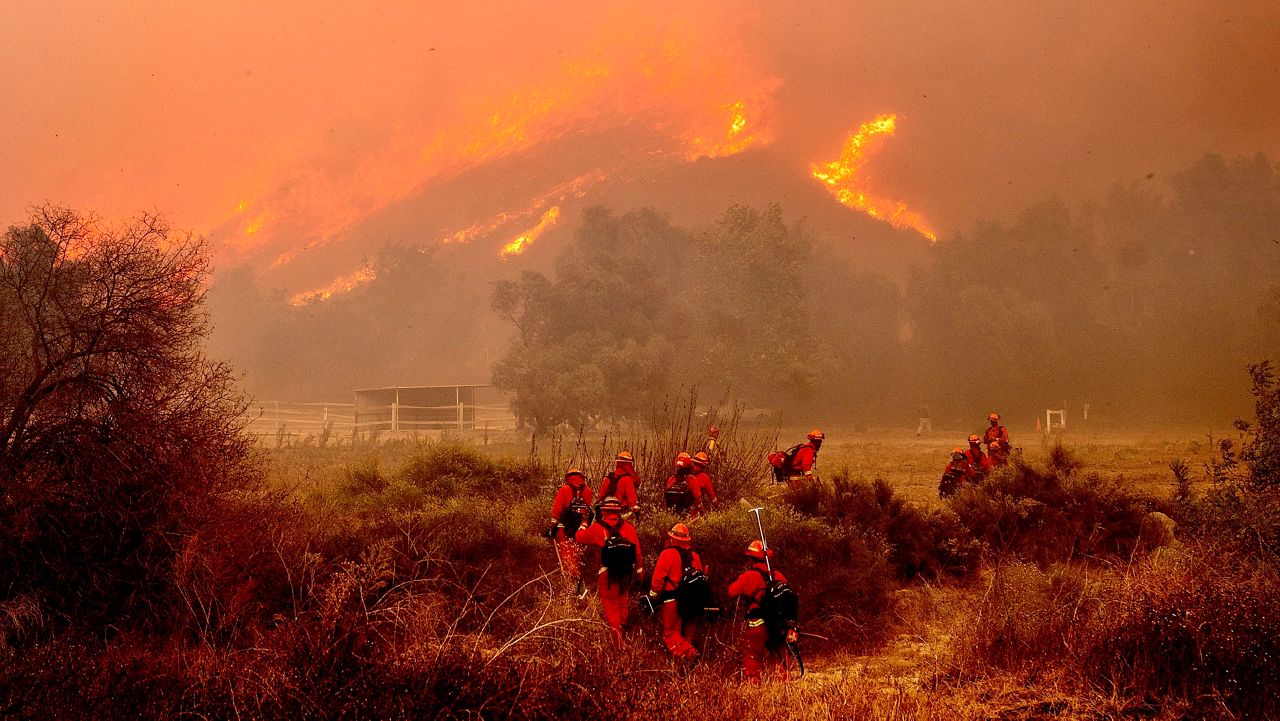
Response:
[949, 444, 1154, 565]
[400, 440, 544, 501]
[784, 471, 982, 579]
[340, 456, 387, 494]
[1082, 552, 1280, 718]
[950, 562, 1101, 679]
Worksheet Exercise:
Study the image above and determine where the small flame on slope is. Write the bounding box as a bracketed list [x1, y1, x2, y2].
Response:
[501, 206, 561, 258]
[811, 114, 936, 241]
[288, 264, 377, 306]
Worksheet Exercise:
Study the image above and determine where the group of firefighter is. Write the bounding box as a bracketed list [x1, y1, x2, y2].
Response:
[939, 412, 1012, 497]
[545, 427, 820, 683]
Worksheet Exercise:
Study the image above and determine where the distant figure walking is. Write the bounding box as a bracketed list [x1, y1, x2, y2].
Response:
[916, 403, 933, 436]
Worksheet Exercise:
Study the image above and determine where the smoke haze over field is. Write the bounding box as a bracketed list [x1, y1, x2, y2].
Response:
[4, 1, 1280, 419]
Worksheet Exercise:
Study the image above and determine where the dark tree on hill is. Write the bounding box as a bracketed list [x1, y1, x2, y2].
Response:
[491, 209, 691, 431]
[687, 204, 818, 402]
[0, 206, 259, 630]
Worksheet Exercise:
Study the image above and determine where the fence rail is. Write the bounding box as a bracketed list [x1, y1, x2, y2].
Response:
[243, 400, 517, 445]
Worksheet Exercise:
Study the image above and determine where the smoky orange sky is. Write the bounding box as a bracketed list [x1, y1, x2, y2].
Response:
[3, 0, 1278, 291]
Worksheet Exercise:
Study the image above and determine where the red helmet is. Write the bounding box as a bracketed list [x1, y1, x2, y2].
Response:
[968, 434, 981, 445]
[708, 424, 720, 437]
[615, 451, 634, 464]
[692, 451, 710, 467]
[744, 540, 773, 560]
[668, 523, 691, 542]
[599, 496, 622, 513]
[989, 413, 1001, 422]
[807, 429, 825, 441]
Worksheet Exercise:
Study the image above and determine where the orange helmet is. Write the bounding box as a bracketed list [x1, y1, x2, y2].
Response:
[951, 448, 965, 461]
[744, 540, 773, 560]
[989, 413, 1001, 422]
[674, 451, 693, 469]
[564, 468, 585, 482]
[615, 451, 634, 464]
[968, 434, 981, 445]
[599, 496, 622, 513]
[668, 523, 691, 542]
[988, 439, 1002, 451]
[692, 451, 710, 466]
[807, 429, 825, 441]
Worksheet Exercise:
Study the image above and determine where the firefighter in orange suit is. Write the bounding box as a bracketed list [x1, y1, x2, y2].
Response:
[984, 412, 1010, 449]
[575, 497, 642, 646]
[965, 434, 994, 480]
[648, 523, 705, 660]
[728, 541, 793, 683]
[548, 469, 593, 587]
[985, 413, 1011, 465]
[598, 451, 639, 517]
[689, 451, 717, 516]
[988, 437, 1010, 466]
[940, 448, 974, 497]
[790, 429, 824, 482]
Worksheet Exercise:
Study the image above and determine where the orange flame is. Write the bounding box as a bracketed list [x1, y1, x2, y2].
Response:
[687, 99, 768, 159]
[501, 206, 561, 258]
[214, 25, 777, 270]
[811, 114, 936, 241]
[288, 264, 377, 306]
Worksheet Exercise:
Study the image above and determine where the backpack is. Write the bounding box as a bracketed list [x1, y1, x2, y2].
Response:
[664, 472, 695, 512]
[558, 485, 592, 535]
[767, 444, 806, 483]
[600, 523, 637, 584]
[674, 547, 715, 621]
[601, 471, 621, 500]
[596, 470, 628, 515]
[751, 568, 799, 646]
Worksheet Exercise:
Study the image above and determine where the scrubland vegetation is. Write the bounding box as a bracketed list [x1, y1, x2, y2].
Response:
[4, 363, 1280, 718]
[7, 192, 1280, 719]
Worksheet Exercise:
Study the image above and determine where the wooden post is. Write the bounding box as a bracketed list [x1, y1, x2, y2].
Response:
[456, 386, 463, 430]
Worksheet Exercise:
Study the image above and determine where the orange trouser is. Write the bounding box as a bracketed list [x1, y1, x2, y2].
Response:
[598, 571, 631, 646]
[742, 621, 788, 683]
[660, 600, 697, 658]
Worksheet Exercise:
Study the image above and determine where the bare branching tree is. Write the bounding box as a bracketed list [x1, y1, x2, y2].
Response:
[0, 205, 259, 629]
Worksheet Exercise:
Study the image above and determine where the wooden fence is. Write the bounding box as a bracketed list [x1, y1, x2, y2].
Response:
[244, 399, 517, 446]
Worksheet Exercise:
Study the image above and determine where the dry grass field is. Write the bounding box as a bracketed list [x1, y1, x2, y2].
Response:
[233, 422, 1270, 720]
